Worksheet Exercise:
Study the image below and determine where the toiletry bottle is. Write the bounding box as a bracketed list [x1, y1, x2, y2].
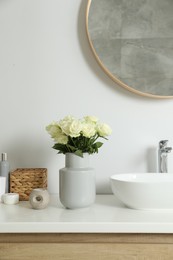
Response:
[0, 153, 10, 193]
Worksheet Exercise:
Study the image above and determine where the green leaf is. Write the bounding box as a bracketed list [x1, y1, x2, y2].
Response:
[53, 143, 65, 151]
[74, 150, 83, 158]
[66, 144, 76, 152]
[95, 142, 103, 148]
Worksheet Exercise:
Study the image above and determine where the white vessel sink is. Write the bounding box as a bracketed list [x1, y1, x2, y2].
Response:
[110, 173, 173, 210]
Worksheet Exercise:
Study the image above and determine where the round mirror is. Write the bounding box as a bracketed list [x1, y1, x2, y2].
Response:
[86, 0, 173, 98]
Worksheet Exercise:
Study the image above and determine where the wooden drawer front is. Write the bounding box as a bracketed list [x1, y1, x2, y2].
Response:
[1, 243, 173, 260]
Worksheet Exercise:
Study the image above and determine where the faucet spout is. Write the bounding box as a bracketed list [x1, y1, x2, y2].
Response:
[158, 140, 172, 173]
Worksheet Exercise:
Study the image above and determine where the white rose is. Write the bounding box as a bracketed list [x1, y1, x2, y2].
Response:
[54, 134, 68, 144]
[69, 119, 82, 138]
[46, 122, 62, 138]
[97, 123, 112, 137]
[82, 122, 96, 138]
[84, 116, 98, 123]
[58, 115, 75, 135]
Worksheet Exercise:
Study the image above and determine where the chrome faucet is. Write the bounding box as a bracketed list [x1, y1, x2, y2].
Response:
[158, 140, 172, 173]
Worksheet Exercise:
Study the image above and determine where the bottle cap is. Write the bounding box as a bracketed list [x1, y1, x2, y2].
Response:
[1, 153, 7, 161]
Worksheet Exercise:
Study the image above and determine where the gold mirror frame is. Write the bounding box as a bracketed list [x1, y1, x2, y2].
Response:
[86, 0, 173, 99]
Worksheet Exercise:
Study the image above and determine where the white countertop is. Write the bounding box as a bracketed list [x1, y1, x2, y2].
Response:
[1, 195, 173, 233]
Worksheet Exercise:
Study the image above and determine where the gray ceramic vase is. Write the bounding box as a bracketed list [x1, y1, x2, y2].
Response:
[29, 188, 50, 210]
[59, 153, 95, 209]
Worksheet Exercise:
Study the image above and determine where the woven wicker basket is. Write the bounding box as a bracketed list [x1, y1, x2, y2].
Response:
[10, 168, 47, 201]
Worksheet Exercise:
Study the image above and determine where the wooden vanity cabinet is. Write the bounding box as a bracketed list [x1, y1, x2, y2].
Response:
[1, 233, 173, 260]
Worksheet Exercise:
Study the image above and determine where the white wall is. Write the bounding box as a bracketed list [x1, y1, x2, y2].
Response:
[1, 0, 173, 194]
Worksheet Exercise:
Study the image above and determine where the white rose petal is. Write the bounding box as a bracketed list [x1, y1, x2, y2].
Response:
[54, 134, 68, 144]
[97, 123, 112, 137]
[84, 116, 98, 123]
[46, 122, 62, 138]
[58, 115, 75, 135]
[82, 122, 96, 138]
[69, 119, 83, 138]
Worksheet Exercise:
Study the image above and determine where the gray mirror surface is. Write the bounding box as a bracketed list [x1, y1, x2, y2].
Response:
[87, 0, 173, 98]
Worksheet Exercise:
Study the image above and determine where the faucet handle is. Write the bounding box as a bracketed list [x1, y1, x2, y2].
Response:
[159, 140, 168, 149]
[165, 147, 172, 153]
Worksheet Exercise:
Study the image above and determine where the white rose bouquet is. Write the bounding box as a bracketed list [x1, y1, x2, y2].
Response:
[46, 115, 112, 157]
